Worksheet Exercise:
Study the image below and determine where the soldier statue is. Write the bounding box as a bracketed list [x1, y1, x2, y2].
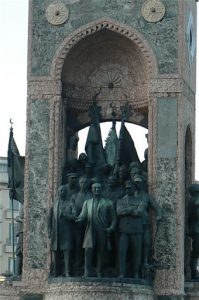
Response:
[133, 175, 162, 268]
[48, 185, 75, 277]
[117, 180, 146, 278]
[71, 176, 92, 269]
[65, 173, 79, 198]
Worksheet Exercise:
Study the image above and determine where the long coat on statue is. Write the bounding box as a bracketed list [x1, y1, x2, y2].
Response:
[48, 198, 74, 251]
[78, 197, 116, 248]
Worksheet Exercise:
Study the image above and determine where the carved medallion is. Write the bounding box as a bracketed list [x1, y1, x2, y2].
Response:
[141, 0, 165, 23]
[46, 2, 69, 25]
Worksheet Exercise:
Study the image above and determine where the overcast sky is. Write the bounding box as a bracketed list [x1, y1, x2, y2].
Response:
[0, 1, 198, 179]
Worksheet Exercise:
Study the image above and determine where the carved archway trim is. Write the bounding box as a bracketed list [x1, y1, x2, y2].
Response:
[50, 17, 158, 81]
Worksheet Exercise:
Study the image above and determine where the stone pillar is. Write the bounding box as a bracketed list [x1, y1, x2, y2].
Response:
[154, 96, 184, 296]
[23, 79, 62, 285]
[148, 60, 195, 298]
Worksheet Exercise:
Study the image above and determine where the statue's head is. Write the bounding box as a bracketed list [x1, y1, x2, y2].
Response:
[133, 175, 143, 191]
[79, 176, 89, 191]
[118, 165, 128, 180]
[108, 176, 117, 188]
[129, 161, 141, 178]
[92, 182, 102, 198]
[67, 173, 78, 186]
[78, 153, 88, 164]
[125, 180, 135, 196]
[85, 162, 93, 175]
[58, 185, 67, 198]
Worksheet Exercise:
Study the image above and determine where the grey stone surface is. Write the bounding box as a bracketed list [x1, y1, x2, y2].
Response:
[21, 295, 43, 300]
[27, 100, 50, 269]
[157, 98, 177, 159]
[157, 297, 184, 300]
[31, 0, 178, 76]
[156, 158, 177, 269]
[0, 282, 155, 300]
[156, 98, 178, 269]
[45, 281, 155, 300]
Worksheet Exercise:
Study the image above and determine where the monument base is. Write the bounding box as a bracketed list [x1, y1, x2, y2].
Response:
[0, 278, 155, 300]
[1, 278, 192, 299]
[46, 279, 155, 300]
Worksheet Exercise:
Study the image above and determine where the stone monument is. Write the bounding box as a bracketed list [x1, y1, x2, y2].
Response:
[0, 1, 197, 299]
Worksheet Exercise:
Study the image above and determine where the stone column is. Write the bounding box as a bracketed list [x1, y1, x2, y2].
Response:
[23, 79, 62, 285]
[149, 79, 187, 298]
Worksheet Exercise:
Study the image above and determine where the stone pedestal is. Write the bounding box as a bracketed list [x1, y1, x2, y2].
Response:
[0, 280, 155, 300]
[45, 280, 155, 300]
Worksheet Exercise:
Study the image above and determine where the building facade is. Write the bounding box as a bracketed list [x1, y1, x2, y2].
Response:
[0, 157, 20, 276]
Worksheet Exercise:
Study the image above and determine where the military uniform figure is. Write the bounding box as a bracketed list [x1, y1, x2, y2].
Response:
[48, 185, 75, 277]
[104, 176, 121, 207]
[65, 173, 79, 198]
[188, 183, 199, 279]
[117, 181, 146, 278]
[76, 182, 117, 277]
[71, 176, 92, 268]
[133, 175, 162, 267]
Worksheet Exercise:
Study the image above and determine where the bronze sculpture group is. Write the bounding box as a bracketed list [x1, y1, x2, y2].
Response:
[48, 170, 161, 279]
[10, 103, 199, 282]
[48, 103, 162, 280]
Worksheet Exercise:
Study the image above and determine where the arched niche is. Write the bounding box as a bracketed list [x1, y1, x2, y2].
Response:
[51, 18, 157, 187]
[61, 28, 150, 132]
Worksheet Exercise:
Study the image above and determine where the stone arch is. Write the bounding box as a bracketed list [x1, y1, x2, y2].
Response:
[50, 17, 158, 81]
[50, 17, 158, 186]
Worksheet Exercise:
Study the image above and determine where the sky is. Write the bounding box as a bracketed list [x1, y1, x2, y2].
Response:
[0, 0, 28, 157]
[0, 1, 198, 179]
